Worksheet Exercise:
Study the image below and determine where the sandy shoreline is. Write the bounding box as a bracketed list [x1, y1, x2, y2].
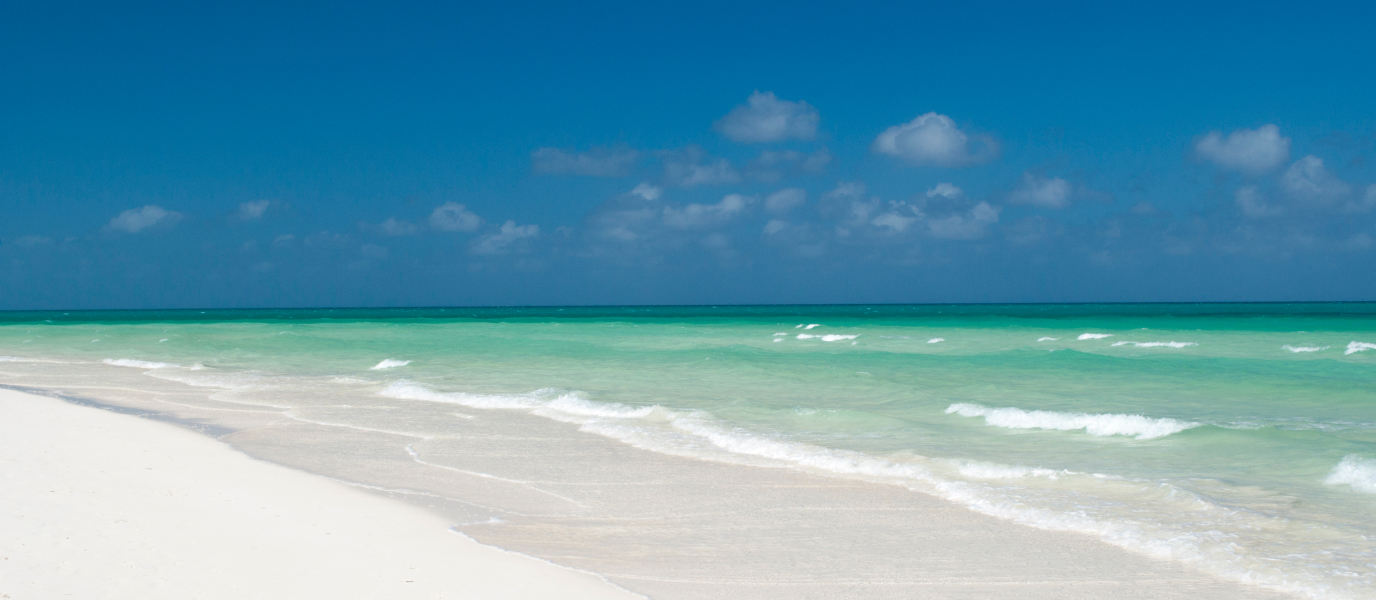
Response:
[0, 388, 641, 599]
[0, 361, 1297, 599]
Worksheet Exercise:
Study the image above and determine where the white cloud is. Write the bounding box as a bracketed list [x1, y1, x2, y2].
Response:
[1346, 184, 1376, 214]
[713, 91, 819, 143]
[926, 183, 962, 198]
[663, 194, 753, 229]
[763, 219, 788, 235]
[1234, 185, 1282, 218]
[764, 188, 807, 215]
[236, 200, 270, 221]
[1009, 173, 1072, 209]
[871, 112, 998, 167]
[106, 205, 182, 233]
[629, 183, 661, 201]
[1281, 156, 1351, 205]
[927, 202, 1000, 239]
[429, 202, 482, 232]
[872, 210, 918, 233]
[272, 234, 295, 247]
[659, 147, 739, 187]
[470, 221, 539, 255]
[1193, 124, 1290, 172]
[531, 147, 639, 177]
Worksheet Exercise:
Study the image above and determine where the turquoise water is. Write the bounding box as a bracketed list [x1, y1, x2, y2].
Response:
[3, 304, 1375, 598]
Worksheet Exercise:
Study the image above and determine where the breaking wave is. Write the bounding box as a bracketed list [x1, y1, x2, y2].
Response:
[1345, 341, 1376, 355]
[1110, 341, 1197, 348]
[1283, 345, 1329, 353]
[1325, 455, 1376, 494]
[796, 334, 859, 342]
[370, 359, 412, 370]
[1077, 333, 1113, 340]
[944, 403, 1200, 440]
[102, 358, 178, 369]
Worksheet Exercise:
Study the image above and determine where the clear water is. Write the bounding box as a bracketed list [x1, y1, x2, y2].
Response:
[3, 304, 1375, 599]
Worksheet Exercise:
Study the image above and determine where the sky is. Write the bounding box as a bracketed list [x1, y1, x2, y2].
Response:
[2, 1, 1375, 309]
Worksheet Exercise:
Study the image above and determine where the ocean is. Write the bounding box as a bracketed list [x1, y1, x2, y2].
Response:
[2, 303, 1374, 599]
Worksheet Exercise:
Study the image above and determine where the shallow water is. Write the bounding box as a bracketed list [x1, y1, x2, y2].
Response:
[2, 303, 1374, 599]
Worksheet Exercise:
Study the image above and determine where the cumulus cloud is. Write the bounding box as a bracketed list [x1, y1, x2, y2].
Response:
[1009, 173, 1072, 209]
[470, 221, 539, 255]
[871, 208, 919, 233]
[106, 205, 182, 233]
[713, 91, 819, 143]
[1281, 156, 1351, 205]
[236, 200, 270, 221]
[1234, 185, 1282, 218]
[764, 188, 807, 215]
[871, 112, 999, 167]
[1193, 124, 1290, 172]
[927, 202, 1000, 240]
[658, 146, 740, 187]
[429, 202, 483, 232]
[663, 194, 753, 229]
[363, 217, 419, 236]
[926, 183, 962, 199]
[531, 147, 639, 177]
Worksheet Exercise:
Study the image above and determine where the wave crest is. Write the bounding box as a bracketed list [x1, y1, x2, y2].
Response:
[1110, 341, 1197, 348]
[945, 403, 1199, 440]
[1077, 333, 1113, 340]
[102, 358, 177, 369]
[1325, 455, 1376, 494]
[1345, 341, 1376, 355]
[370, 359, 412, 370]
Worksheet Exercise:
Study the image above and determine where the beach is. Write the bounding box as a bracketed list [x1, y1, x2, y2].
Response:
[0, 387, 640, 599]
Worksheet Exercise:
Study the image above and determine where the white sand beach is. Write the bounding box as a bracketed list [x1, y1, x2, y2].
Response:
[0, 359, 1299, 600]
[0, 388, 641, 600]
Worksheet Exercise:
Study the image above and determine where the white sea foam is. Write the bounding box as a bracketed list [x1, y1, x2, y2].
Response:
[1037, 337, 1059, 341]
[370, 359, 412, 370]
[1345, 341, 1376, 355]
[804, 324, 820, 329]
[796, 334, 859, 342]
[954, 461, 1067, 480]
[773, 333, 786, 336]
[927, 338, 944, 344]
[102, 358, 178, 369]
[1282, 345, 1329, 353]
[945, 403, 1199, 440]
[1110, 341, 1197, 348]
[1325, 455, 1376, 494]
[1077, 333, 1113, 340]
[158, 338, 169, 343]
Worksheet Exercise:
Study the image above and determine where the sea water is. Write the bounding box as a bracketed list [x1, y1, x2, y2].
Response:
[2, 304, 1374, 599]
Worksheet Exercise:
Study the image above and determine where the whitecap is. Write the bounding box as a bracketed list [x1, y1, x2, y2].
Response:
[944, 403, 1199, 440]
[796, 334, 859, 342]
[1110, 341, 1197, 348]
[773, 333, 786, 336]
[370, 359, 411, 370]
[1325, 455, 1376, 494]
[1345, 341, 1376, 355]
[1077, 333, 1113, 340]
[804, 324, 821, 330]
[955, 461, 1068, 480]
[1037, 337, 1059, 342]
[927, 338, 944, 344]
[1282, 345, 1328, 353]
[102, 358, 178, 369]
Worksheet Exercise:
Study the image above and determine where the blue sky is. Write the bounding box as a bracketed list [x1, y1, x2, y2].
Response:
[3, 1, 1375, 309]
